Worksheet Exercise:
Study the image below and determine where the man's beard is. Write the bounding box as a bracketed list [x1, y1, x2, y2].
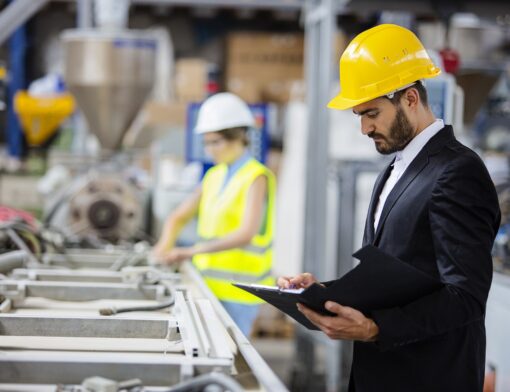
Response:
[370, 106, 415, 155]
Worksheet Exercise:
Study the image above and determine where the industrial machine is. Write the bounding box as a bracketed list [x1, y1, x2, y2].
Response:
[0, 14, 287, 388]
[0, 247, 287, 391]
[0, 208, 285, 390]
[42, 29, 156, 244]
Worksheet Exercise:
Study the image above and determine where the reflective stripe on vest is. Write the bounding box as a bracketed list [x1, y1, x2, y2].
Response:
[194, 158, 275, 303]
[200, 268, 272, 283]
[198, 237, 273, 255]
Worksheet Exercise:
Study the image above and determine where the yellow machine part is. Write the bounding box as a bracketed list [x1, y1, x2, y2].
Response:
[14, 91, 75, 146]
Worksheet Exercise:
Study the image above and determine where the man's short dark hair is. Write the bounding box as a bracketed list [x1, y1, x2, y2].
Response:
[387, 80, 429, 108]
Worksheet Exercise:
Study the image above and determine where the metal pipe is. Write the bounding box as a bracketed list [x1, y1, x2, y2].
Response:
[5, 229, 39, 265]
[77, 0, 93, 28]
[0, 0, 50, 46]
[0, 250, 27, 273]
[299, 2, 349, 391]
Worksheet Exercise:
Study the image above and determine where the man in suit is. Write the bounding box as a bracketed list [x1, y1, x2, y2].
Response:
[278, 24, 501, 391]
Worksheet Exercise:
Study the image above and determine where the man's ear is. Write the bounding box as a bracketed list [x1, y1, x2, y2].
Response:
[402, 88, 419, 110]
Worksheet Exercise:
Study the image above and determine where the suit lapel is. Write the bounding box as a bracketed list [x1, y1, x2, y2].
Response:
[365, 125, 455, 245]
[364, 160, 394, 245]
[373, 149, 429, 244]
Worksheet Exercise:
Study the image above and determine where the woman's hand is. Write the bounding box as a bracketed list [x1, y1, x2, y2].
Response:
[151, 242, 167, 260]
[157, 247, 195, 264]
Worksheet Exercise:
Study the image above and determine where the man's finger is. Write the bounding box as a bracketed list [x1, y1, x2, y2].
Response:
[297, 303, 326, 327]
[325, 301, 347, 315]
[277, 277, 292, 288]
[290, 273, 315, 288]
[326, 302, 357, 319]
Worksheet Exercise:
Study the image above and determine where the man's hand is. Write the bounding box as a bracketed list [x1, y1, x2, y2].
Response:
[297, 301, 379, 342]
[277, 273, 321, 289]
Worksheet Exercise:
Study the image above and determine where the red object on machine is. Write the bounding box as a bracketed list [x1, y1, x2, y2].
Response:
[440, 47, 461, 74]
[0, 205, 36, 226]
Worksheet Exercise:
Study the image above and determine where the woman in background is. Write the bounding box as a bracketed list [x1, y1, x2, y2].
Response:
[153, 92, 275, 337]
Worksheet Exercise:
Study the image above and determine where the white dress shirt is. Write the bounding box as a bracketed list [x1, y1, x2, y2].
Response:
[374, 119, 445, 231]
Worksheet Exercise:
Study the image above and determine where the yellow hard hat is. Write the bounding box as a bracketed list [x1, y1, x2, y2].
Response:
[328, 24, 441, 110]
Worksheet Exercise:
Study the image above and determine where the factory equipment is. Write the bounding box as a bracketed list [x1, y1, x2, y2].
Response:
[0, 12, 286, 386]
[0, 207, 287, 390]
[14, 91, 75, 147]
[43, 168, 148, 244]
[42, 29, 157, 243]
[0, 248, 288, 391]
[62, 30, 156, 152]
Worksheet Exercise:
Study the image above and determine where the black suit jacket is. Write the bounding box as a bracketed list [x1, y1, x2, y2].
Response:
[349, 126, 501, 392]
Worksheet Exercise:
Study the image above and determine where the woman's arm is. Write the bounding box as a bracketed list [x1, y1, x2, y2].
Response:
[152, 186, 202, 259]
[162, 175, 268, 263]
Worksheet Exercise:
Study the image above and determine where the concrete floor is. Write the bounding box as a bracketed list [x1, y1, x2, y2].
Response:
[252, 335, 338, 391]
[252, 337, 296, 387]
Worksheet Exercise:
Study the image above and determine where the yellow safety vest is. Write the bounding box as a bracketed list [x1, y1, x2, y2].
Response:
[193, 158, 275, 304]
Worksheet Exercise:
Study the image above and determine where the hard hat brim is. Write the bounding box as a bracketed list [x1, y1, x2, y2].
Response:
[327, 93, 365, 111]
[327, 68, 441, 111]
[194, 119, 256, 134]
[193, 92, 256, 134]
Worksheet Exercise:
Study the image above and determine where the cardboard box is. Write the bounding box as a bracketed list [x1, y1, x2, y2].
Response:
[262, 79, 300, 103]
[226, 31, 346, 104]
[123, 100, 188, 149]
[144, 101, 188, 127]
[226, 78, 261, 103]
[226, 32, 304, 103]
[174, 58, 209, 103]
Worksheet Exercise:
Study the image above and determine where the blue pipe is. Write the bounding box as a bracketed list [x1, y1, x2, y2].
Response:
[6, 20, 26, 159]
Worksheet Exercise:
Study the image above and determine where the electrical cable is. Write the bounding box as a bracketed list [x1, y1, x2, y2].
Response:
[99, 297, 175, 316]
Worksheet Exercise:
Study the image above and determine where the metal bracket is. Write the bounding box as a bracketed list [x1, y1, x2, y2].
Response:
[180, 363, 194, 382]
[0, 281, 26, 303]
[196, 299, 234, 361]
[0, 296, 12, 313]
[174, 290, 203, 358]
[0, 279, 166, 301]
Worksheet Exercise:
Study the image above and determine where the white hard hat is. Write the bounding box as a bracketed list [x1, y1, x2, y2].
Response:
[194, 92, 255, 134]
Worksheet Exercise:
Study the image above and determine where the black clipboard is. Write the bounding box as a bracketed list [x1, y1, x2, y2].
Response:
[233, 245, 443, 330]
[232, 282, 333, 330]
